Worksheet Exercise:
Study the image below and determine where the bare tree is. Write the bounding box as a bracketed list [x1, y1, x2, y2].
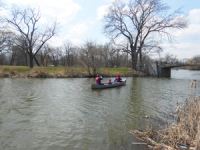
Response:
[0, 53, 7, 65]
[161, 53, 178, 64]
[5, 6, 57, 68]
[9, 35, 29, 66]
[0, 31, 12, 52]
[192, 55, 200, 64]
[63, 41, 75, 66]
[38, 44, 51, 66]
[48, 47, 62, 67]
[187, 55, 200, 70]
[79, 41, 102, 76]
[0, 31, 23, 65]
[103, 0, 188, 70]
[107, 46, 116, 67]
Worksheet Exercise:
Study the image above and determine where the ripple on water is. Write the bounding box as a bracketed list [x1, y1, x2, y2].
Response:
[0, 73, 200, 150]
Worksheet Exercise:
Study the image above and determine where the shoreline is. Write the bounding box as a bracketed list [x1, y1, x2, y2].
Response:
[0, 66, 147, 78]
[0, 72, 147, 78]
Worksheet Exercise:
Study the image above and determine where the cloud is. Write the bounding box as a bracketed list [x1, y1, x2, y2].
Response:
[105, 0, 129, 3]
[161, 42, 200, 59]
[47, 36, 63, 47]
[67, 23, 88, 37]
[6, 0, 82, 25]
[101, 37, 110, 44]
[189, 9, 200, 24]
[173, 9, 200, 40]
[0, 7, 9, 18]
[48, 36, 84, 47]
[70, 38, 84, 46]
[174, 24, 200, 43]
[96, 2, 123, 45]
[97, 5, 110, 20]
[160, 8, 200, 59]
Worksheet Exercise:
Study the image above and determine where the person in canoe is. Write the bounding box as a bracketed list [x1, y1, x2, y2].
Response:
[114, 74, 122, 82]
[95, 75, 103, 85]
[107, 79, 112, 84]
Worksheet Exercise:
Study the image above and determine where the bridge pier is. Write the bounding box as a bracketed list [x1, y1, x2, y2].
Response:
[156, 62, 171, 77]
[161, 67, 171, 77]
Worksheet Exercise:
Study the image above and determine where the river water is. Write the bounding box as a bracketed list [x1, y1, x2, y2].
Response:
[0, 69, 200, 150]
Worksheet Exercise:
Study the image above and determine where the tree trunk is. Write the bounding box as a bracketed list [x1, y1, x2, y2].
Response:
[131, 53, 137, 70]
[34, 56, 40, 66]
[29, 52, 34, 68]
[24, 52, 28, 66]
[130, 45, 137, 70]
[139, 48, 142, 63]
[40, 54, 44, 66]
[10, 50, 17, 66]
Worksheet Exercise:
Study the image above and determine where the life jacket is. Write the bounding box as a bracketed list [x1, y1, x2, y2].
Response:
[116, 76, 120, 82]
[96, 77, 101, 83]
[108, 80, 111, 84]
[96, 77, 100, 82]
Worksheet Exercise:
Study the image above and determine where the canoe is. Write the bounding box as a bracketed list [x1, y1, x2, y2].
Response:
[91, 79, 126, 89]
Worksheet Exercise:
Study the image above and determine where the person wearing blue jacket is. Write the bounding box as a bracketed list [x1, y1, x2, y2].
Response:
[95, 75, 103, 85]
[114, 74, 122, 82]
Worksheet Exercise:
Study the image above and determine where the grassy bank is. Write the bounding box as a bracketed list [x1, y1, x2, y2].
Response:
[0, 66, 145, 78]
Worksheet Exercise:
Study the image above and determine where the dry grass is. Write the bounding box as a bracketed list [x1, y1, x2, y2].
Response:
[130, 97, 200, 150]
[160, 97, 200, 149]
[0, 66, 142, 78]
[0, 66, 31, 77]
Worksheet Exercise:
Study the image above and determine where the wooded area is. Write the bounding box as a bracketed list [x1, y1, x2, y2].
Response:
[0, 0, 199, 74]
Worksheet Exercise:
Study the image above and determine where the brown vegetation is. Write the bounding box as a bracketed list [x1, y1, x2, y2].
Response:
[130, 97, 200, 150]
[0, 66, 146, 78]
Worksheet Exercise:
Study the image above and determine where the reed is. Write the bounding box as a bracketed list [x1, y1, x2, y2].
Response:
[130, 97, 200, 149]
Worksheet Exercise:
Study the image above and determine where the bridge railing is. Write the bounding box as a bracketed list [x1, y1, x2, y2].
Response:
[155, 59, 189, 66]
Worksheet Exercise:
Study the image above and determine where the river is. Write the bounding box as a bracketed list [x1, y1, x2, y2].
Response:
[0, 69, 199, 150]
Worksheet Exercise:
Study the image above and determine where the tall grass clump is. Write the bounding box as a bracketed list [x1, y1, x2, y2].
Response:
[0, 66, 31, 77]
[28, 67, 49, 78]
[131, 97, 200, 150]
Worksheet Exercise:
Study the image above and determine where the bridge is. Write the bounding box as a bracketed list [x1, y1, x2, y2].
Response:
[142, 61, 200, 78]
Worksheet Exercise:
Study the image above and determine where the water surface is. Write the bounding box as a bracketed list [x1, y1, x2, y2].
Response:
[0, 70, 199, 150]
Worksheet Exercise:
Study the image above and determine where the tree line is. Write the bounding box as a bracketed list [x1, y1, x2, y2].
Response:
[0, 0, 189, 74]
[0, 38, 132, 75]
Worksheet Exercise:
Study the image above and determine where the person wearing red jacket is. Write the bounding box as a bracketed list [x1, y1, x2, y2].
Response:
[114, 74, 122, 82]
[95, 75, 103, 85]
[107, 79, 112, 84]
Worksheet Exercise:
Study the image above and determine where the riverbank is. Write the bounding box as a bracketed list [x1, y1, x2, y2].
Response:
[0, 66, 146, 78]
[130, 96, 200, 150]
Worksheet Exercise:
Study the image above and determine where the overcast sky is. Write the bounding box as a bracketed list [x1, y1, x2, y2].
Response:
[3, 0, 200, 60]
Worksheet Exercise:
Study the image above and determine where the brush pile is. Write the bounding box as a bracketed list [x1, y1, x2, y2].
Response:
[130, 97, 200, 150]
